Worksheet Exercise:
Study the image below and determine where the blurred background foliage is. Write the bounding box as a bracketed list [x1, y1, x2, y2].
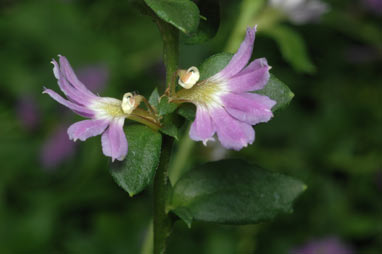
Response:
[0, 0, 381, 253]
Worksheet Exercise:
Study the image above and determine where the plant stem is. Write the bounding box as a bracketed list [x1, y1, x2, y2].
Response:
[153, 16, 179, 254]
[153, 135, 174, 254]
[225, 0, 265, 52]
[168, 125, 194, 185]
[155, 19, 179, 95]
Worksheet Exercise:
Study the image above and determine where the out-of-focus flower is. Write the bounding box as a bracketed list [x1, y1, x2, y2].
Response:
[173, 27, 275, 150]
[363, 0, 382, 15]
[290, 237, 354, 254]
[43, 55, 158, 161]
[269, 0, 329, 24]
[40, 125, 75, 169]
[77, 64, 109, 93]
[16, 95, 40, 130]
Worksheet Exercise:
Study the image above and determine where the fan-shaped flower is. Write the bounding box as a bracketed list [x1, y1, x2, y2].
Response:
[43, 56, 158, 161]
[173, 27, 276, 150]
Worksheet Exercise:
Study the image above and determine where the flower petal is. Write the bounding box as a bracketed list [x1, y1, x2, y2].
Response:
[211, 108, 255, 150]
[58, 55, 97, 98]
[222, 93, 276, 125]
[217, 27, 256, 79]
[43, 88, 94, 117]
[189, 106, 216, 145]
[101, 118, 128, 162]
[227, 59, 270, 93]
[52, 59, 94, 106]
[67, 119, 109, 142]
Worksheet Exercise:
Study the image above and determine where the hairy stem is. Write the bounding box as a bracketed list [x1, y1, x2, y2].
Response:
[153, 135, 174, 254]
[153, 16, 179, 254]
[155, 19, 179, 95]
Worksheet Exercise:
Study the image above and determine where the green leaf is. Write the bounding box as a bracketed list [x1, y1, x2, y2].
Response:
[148, 88, 160, 108]
[199, 52, 233, 81]
[181, 0, 220, 44]
[110, 125, 162, 196]
[168, 159, 306, 227]
[160, 114, 179, 140]
[263, 25, 316, 73]
[177, 104, 196, 121]
[256, 74, 294, 112]
[144, 0, 200, 34]
[157, 96, 178, 116]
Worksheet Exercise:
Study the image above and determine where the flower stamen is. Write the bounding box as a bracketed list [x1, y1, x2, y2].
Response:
[121, 92, 137, 114]
[177, 66, 200, 89]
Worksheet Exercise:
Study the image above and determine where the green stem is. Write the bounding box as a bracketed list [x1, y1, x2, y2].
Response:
[152, 15, 179, 254]
[168, 125, 195, 185]
[155, 19, 179, 95]
[141, 220, 154, 254]
[153, 135, 174, 254]
[225, 0, 266, 52]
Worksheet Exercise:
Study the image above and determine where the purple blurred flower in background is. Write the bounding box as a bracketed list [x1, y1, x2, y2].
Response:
[43, 55, 134, 161]
[363, 0, 382, 15]
[270, 0, 329, 24]
[77, 64, 109, 93]
[175, 27, 275, 150]
[290, 237, 354, 254]
[40, 125, 75, 169]
[16, 95, 40, 130]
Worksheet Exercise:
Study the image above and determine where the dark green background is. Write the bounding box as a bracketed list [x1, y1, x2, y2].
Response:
[0, 0, 381, 253]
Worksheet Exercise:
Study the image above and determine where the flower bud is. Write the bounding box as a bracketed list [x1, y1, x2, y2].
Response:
[121, 92, 136, 114]
[178, 66, 200, 89]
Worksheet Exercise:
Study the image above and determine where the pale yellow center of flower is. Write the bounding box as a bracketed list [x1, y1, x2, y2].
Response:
[89, 97, 125, 119]
[175, 80, 226, 109]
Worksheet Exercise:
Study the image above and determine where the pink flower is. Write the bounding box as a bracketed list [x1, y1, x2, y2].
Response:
[174, 27, 275, 150]
[43, 56, 129, 161]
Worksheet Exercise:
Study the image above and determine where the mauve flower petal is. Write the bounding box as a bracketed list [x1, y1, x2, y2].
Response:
[58, 74, 92, 106]
[189, 106, 215, 144]
[52, 58, 95, 105]
[211, 108, 255, 150]
[234, 57, 269, 77]
[228, 62, 270, 93]
[218, 27, 256, 79]
[58, 55, 97, 98]
[223, 93, 275, 125]
[101, 118, 128, 161]
[68, 119, 109, 142]
[43, 88, 94, 117]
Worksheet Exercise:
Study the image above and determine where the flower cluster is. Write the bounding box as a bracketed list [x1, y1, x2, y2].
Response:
[44, 27, 277, 159]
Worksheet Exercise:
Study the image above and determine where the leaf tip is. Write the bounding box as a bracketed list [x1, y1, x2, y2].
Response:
[289, 90, 295, 99]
